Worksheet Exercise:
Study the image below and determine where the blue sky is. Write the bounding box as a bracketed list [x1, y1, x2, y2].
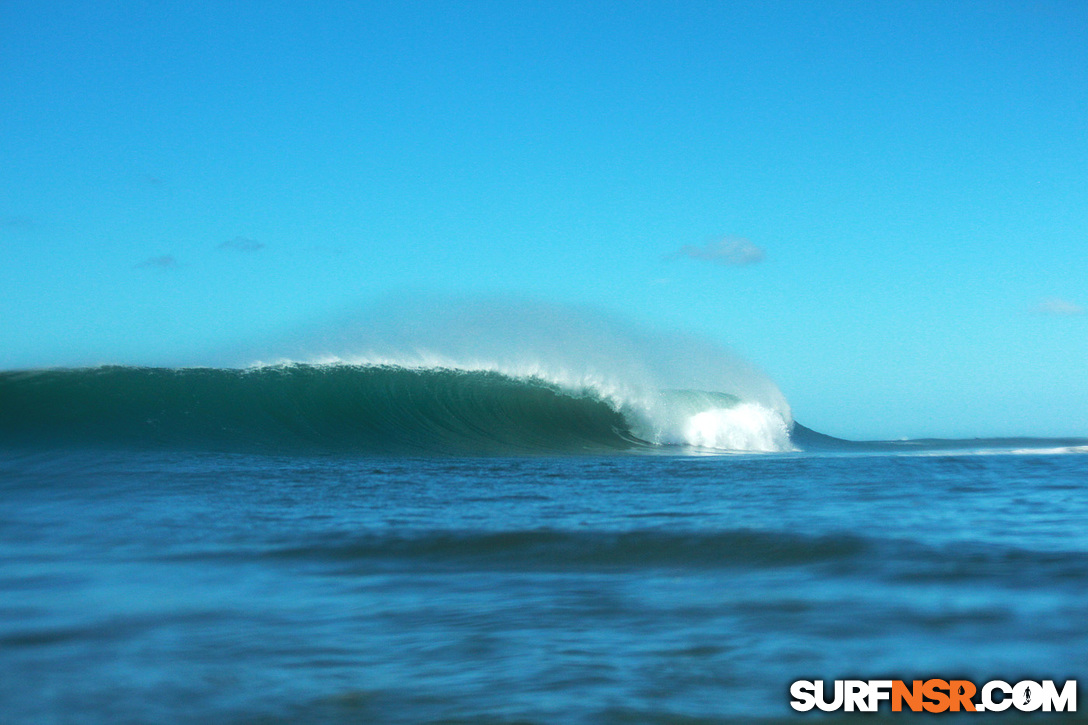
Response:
[2, 0, 1085, 439]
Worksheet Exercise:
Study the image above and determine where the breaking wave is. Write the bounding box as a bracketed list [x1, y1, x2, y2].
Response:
[0, 363, 793, 455]
[0, 298, 813, 454]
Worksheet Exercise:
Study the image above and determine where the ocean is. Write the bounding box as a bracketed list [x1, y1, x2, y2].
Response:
[2, 364, 1087, 723]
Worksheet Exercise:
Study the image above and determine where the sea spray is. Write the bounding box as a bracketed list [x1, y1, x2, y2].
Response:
[241, 296, 795, 452]
[2, 298, 796, 454]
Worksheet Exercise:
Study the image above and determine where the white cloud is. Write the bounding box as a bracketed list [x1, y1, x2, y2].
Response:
[136, 255, 178, 269]
[1034, 298, 1085, 316]
[674, 237, 764, 266]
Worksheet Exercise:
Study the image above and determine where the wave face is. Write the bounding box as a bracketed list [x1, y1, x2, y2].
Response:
[0, 364, 794, 455]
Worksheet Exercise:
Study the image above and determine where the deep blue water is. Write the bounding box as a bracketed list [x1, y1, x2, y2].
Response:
[2, 447, 1086, 723]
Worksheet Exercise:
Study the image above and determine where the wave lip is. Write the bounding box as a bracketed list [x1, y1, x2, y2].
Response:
[0, 363, 796, 456]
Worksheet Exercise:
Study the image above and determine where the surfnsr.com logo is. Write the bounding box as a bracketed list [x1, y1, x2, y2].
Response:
[790, 679, 1076, 713]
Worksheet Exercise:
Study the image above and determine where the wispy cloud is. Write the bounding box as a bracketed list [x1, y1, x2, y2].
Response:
[1033, 298, 1085, 316]
[1, 215, 34, 230]
[310, 244, 347, 256]
[136, 255, 178, 269]
[673, 237, 764, 266]
[218, 236, 265, 252]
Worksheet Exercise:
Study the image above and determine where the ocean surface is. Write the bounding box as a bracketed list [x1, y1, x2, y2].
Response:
[2, 365, 1087, 723]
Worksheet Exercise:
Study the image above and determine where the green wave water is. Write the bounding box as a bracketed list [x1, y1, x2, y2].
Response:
[0, 365, 653, 454]
[5, 365, 1084, 456]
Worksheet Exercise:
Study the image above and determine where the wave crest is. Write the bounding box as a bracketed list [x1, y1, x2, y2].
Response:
[0, 363, 794, 455]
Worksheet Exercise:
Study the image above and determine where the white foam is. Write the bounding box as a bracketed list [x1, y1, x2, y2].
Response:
[676, 404, 794, 452]
[1008, 446, 1088, 455]
[900, 446, 1088, 457]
